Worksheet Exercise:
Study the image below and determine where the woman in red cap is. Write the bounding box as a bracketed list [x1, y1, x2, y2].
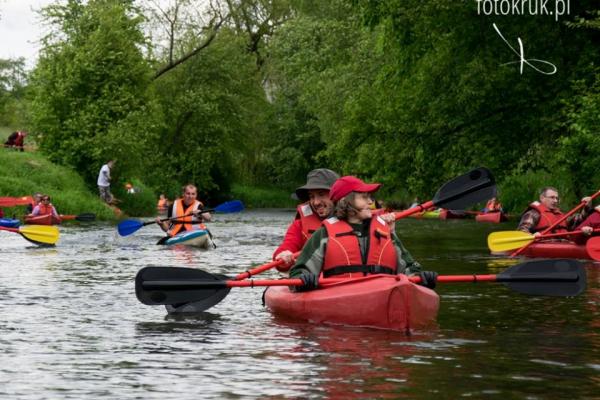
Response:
[289, 176, 438, 291]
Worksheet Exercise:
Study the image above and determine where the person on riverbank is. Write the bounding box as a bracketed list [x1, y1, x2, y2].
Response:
[288, 175, 438, 292]
[156, 184, 212, 236]
[4, 131, 27, 151]
[30, 195, 61, 222]
[517, 187, 593, 236]
[97, 160, 115, 204]
[272, 168, 340, 272]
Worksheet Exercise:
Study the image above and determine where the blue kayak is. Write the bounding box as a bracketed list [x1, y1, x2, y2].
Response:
[160, 229, 212, 248]
[0, 218, 21, 228]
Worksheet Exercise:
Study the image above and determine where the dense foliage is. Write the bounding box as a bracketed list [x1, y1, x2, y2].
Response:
[2, 0, 600, 211]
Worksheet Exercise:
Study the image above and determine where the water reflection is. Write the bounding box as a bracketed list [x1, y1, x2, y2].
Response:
[0, 212, 598, 399]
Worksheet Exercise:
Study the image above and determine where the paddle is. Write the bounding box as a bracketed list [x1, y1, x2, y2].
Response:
[393, 167, 496, 220]
[0, 224, 60, 245]
[135, 259, 585, 311]
[60, 213, 97, 222]
[488, 229, 600, 252]
[511, 189, 600, 257]
[117, 200, 244, 236]
[0, 196, 33, 208]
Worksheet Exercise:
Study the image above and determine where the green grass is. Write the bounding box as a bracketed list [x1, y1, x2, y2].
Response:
[231, 183, 297, 208]
[0, 126, 13, 142]
[0, 149, 116, 220]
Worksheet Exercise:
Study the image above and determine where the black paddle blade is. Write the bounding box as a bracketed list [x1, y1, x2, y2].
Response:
[498, 259, 586, 297]
[135, 267, 232, 309]
[75, 213, 96, 222]
[433, 167, 496, 210]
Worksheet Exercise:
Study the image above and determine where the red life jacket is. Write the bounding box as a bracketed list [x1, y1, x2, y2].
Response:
[167, 199, 206, 236]
[321, 216, 398, 278]
[527, 201, 567, 233]
[296, 202, 323, 242]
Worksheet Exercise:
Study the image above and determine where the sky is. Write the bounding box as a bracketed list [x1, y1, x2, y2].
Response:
[0, 0, 56, 68]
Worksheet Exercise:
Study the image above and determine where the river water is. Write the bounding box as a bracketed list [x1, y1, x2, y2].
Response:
[0, 210, 598, 399]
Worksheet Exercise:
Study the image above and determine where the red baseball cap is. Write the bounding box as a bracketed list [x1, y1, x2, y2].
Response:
[329, 176, 381, 202]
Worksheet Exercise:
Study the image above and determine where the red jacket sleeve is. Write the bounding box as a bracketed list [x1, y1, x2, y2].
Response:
[272, 218, 306, 260]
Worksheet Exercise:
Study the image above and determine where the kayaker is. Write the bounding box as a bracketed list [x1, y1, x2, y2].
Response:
[572, 206, 600, 243]
[483, 197, 503, 213]
[31, 195, 61, 222]
[25, 193, 43, 214]
[272, 168, 340, 271]
[157, 194, 169, 213]
[156, 184, 212, 236]
[517, 187, 593, 236]
[288, 175, 438, 291]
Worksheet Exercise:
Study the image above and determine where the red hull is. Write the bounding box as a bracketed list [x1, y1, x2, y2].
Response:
[497, 241, 590, 260]
[24, 214, 62, 225]
[264, 275, 439, 332]
[476, 212, 507, 223]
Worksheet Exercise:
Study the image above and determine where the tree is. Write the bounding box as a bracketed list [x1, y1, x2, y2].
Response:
[28, 0, 153, 185]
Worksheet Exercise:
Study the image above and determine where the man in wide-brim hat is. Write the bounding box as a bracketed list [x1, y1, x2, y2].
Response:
[272, 168, 340, 272]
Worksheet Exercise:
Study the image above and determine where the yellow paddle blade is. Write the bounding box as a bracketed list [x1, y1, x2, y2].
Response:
[488, 230, 534, 252]
[18, 225, 60, 245]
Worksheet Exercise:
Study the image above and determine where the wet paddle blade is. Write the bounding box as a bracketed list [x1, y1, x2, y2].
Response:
[214, 200, 244, 213]
[75, 213, 96, 222]
[585, 236, 600, 261]
[136, 267, 232, 309]
[488, 231, 535, 252]
[18, 225, 60, 245]
[498, 259, 586, 297]
[117, 219, 144, 236]
[433, 167, 496, 210]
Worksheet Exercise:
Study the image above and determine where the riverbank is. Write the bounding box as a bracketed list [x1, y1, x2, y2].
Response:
[0, 148, 116, 220]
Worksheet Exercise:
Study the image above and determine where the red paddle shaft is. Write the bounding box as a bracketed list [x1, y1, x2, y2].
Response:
[203, 274, 503, 288]
[234, 251, 301, 280]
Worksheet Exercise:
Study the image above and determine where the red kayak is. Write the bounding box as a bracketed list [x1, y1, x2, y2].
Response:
[439, 209, 468, 219]
[476, 212, 508, 223]
[496, 241, 591, 260]
[264, 274, 439, 332]
[24, 214, 62, 225]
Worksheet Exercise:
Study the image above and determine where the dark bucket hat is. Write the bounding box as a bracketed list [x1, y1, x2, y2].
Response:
[295, 168, 340, 201]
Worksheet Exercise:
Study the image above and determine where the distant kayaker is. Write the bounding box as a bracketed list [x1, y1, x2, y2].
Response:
[517, 187, 593, 237]
[156, 184, 212, 236]
[97, 160, 115, 204]
[288, 175, 438, 291]
[31, 195, 61, 222]
[25, 193, 43, 214]
[157, 194, 169, 213]
[483, 197, 503, 213]
[4, 130, 27, 151]
[272, 168, 340, 272]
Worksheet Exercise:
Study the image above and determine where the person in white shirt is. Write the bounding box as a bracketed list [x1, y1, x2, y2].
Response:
[97, 160, 115, 204]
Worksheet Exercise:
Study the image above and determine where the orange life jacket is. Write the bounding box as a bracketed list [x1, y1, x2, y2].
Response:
[167, 199, 206, 236]
[321, 216, 398, 278]
[37, 203, 55, 216]
[527, 201, 567, 233]
[296, 202, 323, 242]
